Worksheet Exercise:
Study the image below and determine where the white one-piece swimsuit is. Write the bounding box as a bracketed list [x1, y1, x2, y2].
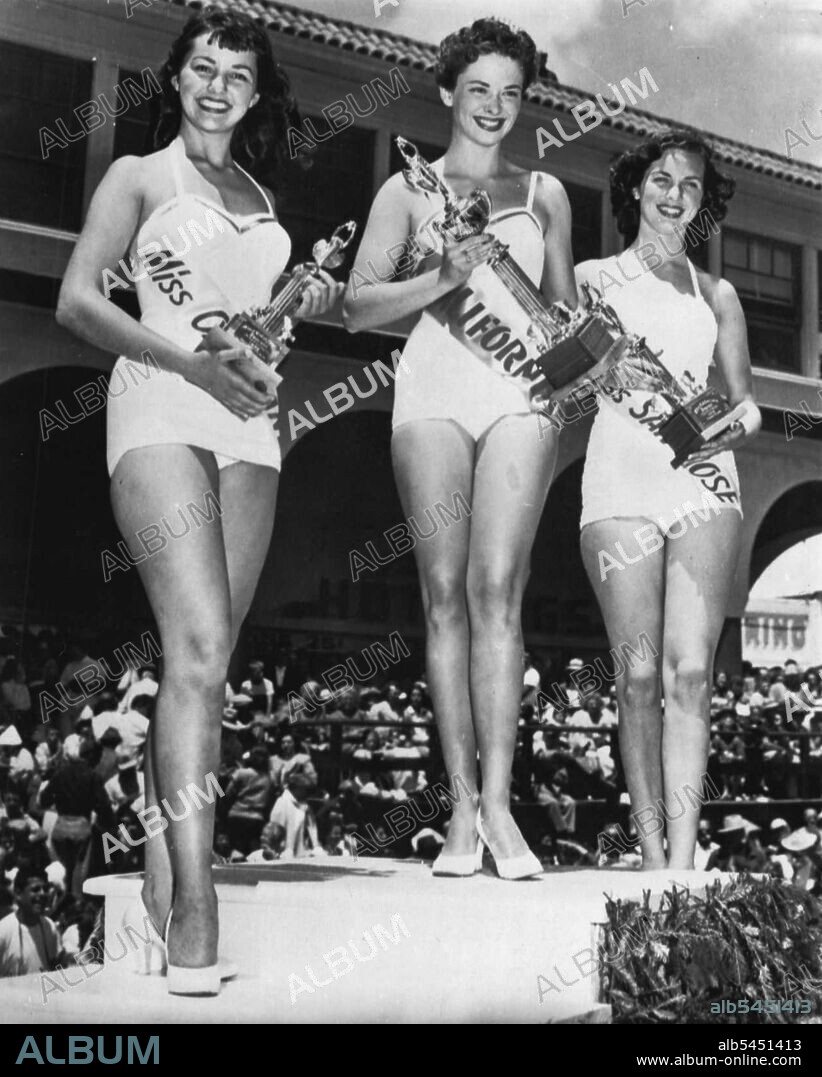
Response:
[579, 252, 742, 533]
[393, 167, 546, 441]
[106, 137, 291, 477]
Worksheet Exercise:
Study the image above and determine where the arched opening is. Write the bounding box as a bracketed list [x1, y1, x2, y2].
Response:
[749, 481, 822, 589]
[0, 367, 149, 636]
[744, 481, 822, 669]
[247, 409, 421, 672]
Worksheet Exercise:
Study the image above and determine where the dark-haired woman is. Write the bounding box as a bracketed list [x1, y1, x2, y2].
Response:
[576, 130, 761, 871]
[343, 19, 576, 879]
[57, 8, 341, 993]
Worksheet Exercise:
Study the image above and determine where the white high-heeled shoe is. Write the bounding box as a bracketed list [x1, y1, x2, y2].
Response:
[432, 838, 483, 877]
[121, 897, 237, 985]
[165, 908, 220, 997]
[476, 810, 543, 880]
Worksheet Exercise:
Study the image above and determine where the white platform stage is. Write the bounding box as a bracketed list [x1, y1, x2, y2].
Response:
[1, 858, 722, 1024]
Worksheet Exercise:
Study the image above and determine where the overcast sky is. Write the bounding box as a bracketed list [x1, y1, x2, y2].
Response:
[295, 0, 822, 167]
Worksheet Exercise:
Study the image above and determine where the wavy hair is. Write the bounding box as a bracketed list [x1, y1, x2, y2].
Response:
[610, 127, 736, 249]
[434, 17, 539, 92]
[149, 6, 307, 187]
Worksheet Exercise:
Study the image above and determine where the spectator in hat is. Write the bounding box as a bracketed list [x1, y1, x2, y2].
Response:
[693, 819, 720, 871]
[0, 725, 35, 799]
[715, 814, 766, 873]
[410, 826, 446, 862]
[781, 827, 820, 892]
[789, 808, 820, 850]
[765, 818, 794, 881]
[0, 866, 68, 977]
[262, 773, 319, 858]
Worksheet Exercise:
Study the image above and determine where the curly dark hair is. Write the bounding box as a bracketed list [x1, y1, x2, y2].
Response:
[610, 127, 736, 249]
[150, 6, 306, 188]
[434, 17, 539, 92]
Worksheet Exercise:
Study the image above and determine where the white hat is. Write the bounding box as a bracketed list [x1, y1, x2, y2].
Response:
[0, 725, 22, 747]
[523, 668, 541, 688]
[63, 733, 82, 760]
[769, 818, 789, 831]
[782, 829, 819, 854]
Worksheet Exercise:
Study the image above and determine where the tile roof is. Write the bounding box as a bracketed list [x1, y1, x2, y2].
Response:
[158, 0, 822, 191]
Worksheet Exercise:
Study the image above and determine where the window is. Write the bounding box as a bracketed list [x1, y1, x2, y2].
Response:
[277, 123, 376, 265]
[565, 181, 601, 264]
[723, 229, 801, 372]
[111, 68, 157, 160]
[0, 40, 92, 231]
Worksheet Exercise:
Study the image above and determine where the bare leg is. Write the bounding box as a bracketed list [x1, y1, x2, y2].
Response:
[120, 457, 278, 940]
[392, 420, 478, 855]
[467, 415, 557, 858]
[218, 460, 279, 651]
[112, 445, 232, 968]
[581, 518, 665, 869]
[662, 510, 742, 869]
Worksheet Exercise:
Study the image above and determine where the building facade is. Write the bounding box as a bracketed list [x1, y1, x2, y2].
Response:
[0, 0, 820, 673]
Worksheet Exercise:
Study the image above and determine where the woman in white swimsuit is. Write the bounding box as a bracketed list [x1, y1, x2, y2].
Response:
[56, 9, 341, 992]
[576, 129, 761, 871]
[343, 19, 576, 879]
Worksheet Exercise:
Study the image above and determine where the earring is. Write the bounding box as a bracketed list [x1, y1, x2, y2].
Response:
[633, 190, 639, 200]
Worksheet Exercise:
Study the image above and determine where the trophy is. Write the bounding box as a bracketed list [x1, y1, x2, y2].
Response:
[196, 220, 357, 394]
[569, 290, 747, 468]
[395, 137, 629, 405]
[655, 379, 747, 468]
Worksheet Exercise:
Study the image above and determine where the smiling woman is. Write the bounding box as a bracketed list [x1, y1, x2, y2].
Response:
[342, 17, 577, 882]
[54, 6, 343, 997]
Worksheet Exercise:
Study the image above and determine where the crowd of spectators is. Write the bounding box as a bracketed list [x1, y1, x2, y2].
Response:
[1, 623, 820, 977]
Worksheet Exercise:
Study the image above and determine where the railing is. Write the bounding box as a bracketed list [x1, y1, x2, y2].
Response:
[290, 718, 822, 849]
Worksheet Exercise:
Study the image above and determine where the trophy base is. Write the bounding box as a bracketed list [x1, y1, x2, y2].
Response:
[536, 314, 627, 402]
[659, 389, 746, 468]
[196, 320, 283, 396]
